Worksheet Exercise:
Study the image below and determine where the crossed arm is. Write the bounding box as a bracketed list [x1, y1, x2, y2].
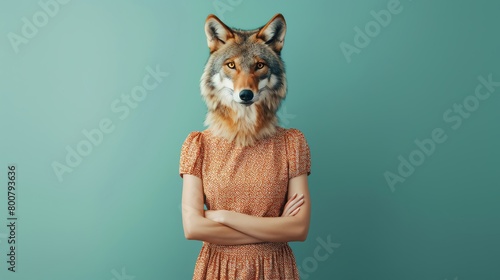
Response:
[181, 174, 311, 245]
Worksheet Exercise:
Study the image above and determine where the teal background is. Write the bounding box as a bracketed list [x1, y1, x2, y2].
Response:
[1, 0, 499, 279]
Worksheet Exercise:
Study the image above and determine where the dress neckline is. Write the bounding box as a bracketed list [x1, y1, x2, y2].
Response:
[203, 126, 286, 148]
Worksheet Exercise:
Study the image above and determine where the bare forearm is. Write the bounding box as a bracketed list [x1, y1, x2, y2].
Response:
[181, 174, 263, 246]
[220, 211, 308, 242]
[185, 215, 265, 245]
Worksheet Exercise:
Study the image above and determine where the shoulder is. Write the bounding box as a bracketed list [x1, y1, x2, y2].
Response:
[284, 127, 311, 157]
[179, 131, 205, 179]
[284, 128, 311, 177]
[284, 128, 309, 143]
[183, 131, 204, 142]
[183, 130, 214, 143]
[180, 131, 205, 152]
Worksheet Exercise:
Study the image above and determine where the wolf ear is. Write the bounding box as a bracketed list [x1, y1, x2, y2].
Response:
[205, 14, 234, 53]
[257, 14, 287, 54]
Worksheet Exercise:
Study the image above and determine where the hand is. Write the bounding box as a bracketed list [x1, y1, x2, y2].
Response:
[205, 209, 226, 223]
[281, 193, 304, 217]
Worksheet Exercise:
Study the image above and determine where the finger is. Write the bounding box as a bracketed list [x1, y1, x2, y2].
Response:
[283, 193, 297, 208]
[285, 194, 303, 210]
[283, 197, 304, 216]
[282, 204, 295, 217]
[285, 204, 301, 217]
[282, 206, 292, 217]
[290, 207, 301, 216]
[286, 197, 304, 213]
[285, 199, 304, 216]
[286, 193, 302, 207]
[282, 193, 298, 216]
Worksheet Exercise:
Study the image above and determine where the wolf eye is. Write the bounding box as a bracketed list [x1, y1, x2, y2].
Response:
[227, 62, 235, 69]
[256, 62, 265, 69]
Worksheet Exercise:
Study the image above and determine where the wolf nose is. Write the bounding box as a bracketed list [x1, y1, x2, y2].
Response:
[239, 90, 254, 102]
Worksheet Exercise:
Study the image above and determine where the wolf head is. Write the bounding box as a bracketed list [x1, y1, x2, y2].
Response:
[200, 14, 287, 147]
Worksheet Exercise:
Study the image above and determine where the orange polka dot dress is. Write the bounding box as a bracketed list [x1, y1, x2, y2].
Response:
[179, 126, 311, 280]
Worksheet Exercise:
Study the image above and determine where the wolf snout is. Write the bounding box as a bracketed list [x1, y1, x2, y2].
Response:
[239, 90, 254, 102]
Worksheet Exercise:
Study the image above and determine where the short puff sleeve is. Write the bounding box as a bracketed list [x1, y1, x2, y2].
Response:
[285, 128, 311, 179]
[179, 131, 204, 179]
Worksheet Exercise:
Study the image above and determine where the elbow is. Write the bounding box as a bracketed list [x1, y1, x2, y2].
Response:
[183, 212, 205, 240]
[281, 220, 309, 242]
[184, 228, 195, 240]
[184, 227, 201, 240]
[183, 220, 199, 240]
[295, 224, 309, 242]
[295, 233, 308, 242]
[296, 234, 307, 242]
